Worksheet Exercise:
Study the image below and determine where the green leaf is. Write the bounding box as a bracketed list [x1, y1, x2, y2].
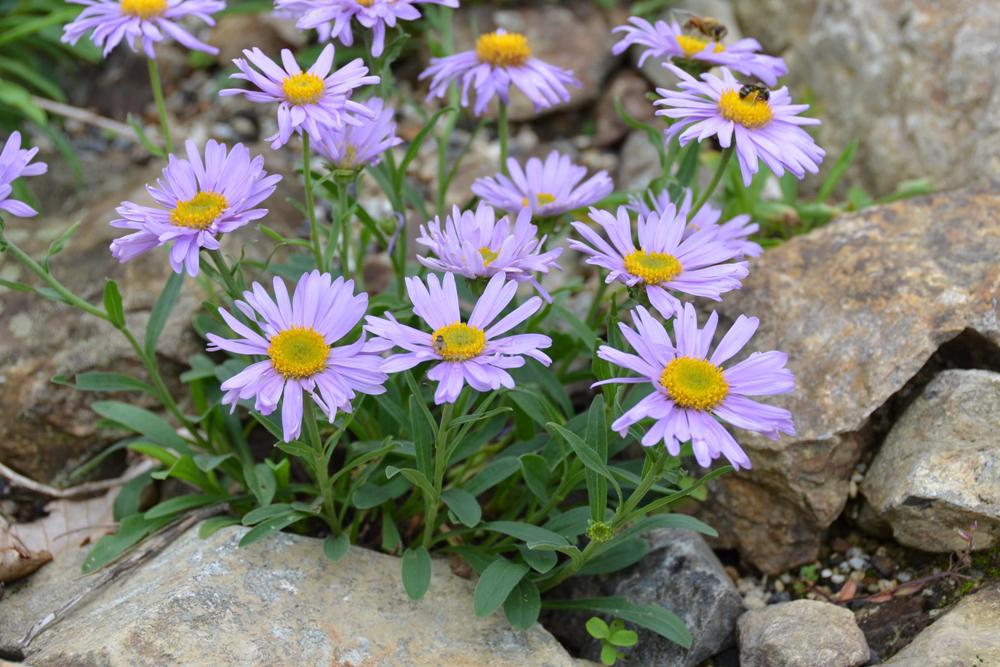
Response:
[510, 389, 563, 428]
[193, 454, 232, 472]
[83, 514, 173, 573]
[145, 271, 184, 356]
[242, 503, 295, 526]
[45, 221, 81, 260]
[600, 644, 618, 666]
[610, 628, 639, 648]
[55, 371, 153, 394]
[586, 616, 610, 639]
[519, 454, 551, 503]
[113, 471, 153, 520]
[385, 465, 436, 499]
[543, 597, 692, 649]
[465, 457, 520, 496]
[126, 113, 165, 158]
[518, 545, 557, 574]
[577, 538, 650, 576]
[103, 280, 125, 328]
[549, 303, 598, 351]
[484, 521, 570, 550]
[409, 394, 434, 482]
[381, 509, 401, 553]
[585, 395, 608, 522]
[395, 107, 457, 191]
[816, 138, 858, 204]
[440, 488, 481, 528]
[144, 493, 226, 519]
[547, 422, 622, 502]
[474, 557, 529, 618]
[401, 546, 432, 600]
[238, 512, 303, 547]
[323, 534, 350, 563]
[246, 462, 277, 506]
[199, 516, 241, 539]
[620, 513, 718, 540]
[503, 578, 541, 630]
[150, 454, 217, 492]
[93, 401, 191, 453]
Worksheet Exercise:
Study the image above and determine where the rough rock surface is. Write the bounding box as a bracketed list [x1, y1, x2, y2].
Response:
[883, 585, 1000, 666]
[699, 185, 1000, 573]
[738, 599, 870, 667]
[453, 3, 622, 120]
[554, 528, 744, 667]
[861, 369, 1000, 552]
[741, 0, 1000, 196]
[14, 525, 581, 667]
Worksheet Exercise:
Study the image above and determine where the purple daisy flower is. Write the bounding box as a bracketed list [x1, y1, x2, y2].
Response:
[419, 28, 579, 115]
[628, 187, 762, 258]
[208, 271, 388, 443]
[220, 43, 379, 149]
[0, 132, 47, 219]
[596, 303, 795, 470]
[569, 204, 748, 319]
[612, 16, 787, 87]
[415, 203, 562, 299]
[285, 0, 458, 58]
[110, 139, 281, 276]
[313, 97, 402, 170]
[655, 65, 825, 186]
[471, 151, 613, 218]
[365, 272, 552, 404]
[61, 0, 223, 59]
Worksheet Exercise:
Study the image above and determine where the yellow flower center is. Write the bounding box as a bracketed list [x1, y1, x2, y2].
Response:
[521, 192, 557, 208]
[282, 72, 325, 106]
[120, 0, 167, 19]
[268, 327, 330, 379]
[475, 32, 531, 68]
[623, 250, 683, 285]
[479, 246, 499, 267]
[718, 88, 773, 129]
[660, 356, 729, 411]
[431, 322, 486, 362]
[170, 192, 228, 230]
[356, 0, 374, 6]
[676, 34, 725, 59]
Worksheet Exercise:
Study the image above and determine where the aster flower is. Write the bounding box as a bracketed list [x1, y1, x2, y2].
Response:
[420, 28, 579, 115]
[220, 43, 379, 149]
[208, 271, 388, 443]
[285, 0, 458, 58]
[313, 97, 402, 170]
[471, 151, 613, 218]
[596, 303, 795, 470]
[0, 132, 47, 219]
[415, 203, 562, 299]
[61, 0, 224, 59]
[365, 272, 551, 404]
[612, 16, 787, 87]
[655, 65, 824, 186]
[110, 139, 281, 276]
[628, 187, 761, 258]
[569, 204, 748, 319]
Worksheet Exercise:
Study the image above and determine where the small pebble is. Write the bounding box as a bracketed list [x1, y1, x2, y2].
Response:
[780, 573, 792, 584]
[831, 573, 846, 585]
[849, 556, 867, 570]
[897, 571, 912, 583]
[773, 579, 785, 592]
[821, 568, 833, 579]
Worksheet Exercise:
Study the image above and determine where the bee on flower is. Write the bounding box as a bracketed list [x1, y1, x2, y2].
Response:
[0, 132, 48, 219]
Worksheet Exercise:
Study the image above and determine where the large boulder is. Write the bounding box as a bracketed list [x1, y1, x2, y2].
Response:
[699, 185, 1000, 573]
[738, 599, 870, 667]
[861, 369, 1000, 552]
[9, 525, 582, 667]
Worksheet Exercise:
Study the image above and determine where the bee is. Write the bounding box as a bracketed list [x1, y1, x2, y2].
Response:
[433, 335, 447, 357]
[683, 16, 728, 42]
[739, 83, 770, 103]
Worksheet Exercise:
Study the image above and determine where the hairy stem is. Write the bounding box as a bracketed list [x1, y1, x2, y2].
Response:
[147, 58, 173, 154]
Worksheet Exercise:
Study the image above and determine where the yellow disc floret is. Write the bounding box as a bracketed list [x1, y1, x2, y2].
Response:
[170, 192, 228, 230]
[268, 327, 330, 379]
[520, 192, 557, 208]
[676, 35, 724, 59]
[476, 32, 531, 68]
[356, 0, 374, 6]
[120, 0, 167, 19]
[479, 246, 499, 267]
[431, 322, 486, 362]
[282, 72, 325, 106]
[660, 356, 729, 410]
[718, 88, 773, 129]
[623, 250, 683, 285]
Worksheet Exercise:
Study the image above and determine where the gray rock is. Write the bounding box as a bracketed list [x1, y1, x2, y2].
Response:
[861, 369, 1000, 552]
[560, 528, 744, 667]
[617, 130, 662, 192]
[743, 0, 1000, 197]
[15, 525, 582, 667]
[738, 599, 869, 667]
[883, 585, 1000, 666]
[698, 185, 1000, 573]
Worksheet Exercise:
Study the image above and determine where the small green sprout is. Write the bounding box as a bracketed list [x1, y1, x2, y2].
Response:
[586, 616, 639, 666]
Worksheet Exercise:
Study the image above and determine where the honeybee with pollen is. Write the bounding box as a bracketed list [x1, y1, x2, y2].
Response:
[683, 15, 728, 42]
[739, 83, 770, 103]
[433, 334, 447, 357]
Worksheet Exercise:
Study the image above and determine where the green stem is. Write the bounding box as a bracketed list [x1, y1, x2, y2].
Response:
[1, 236, 108, 321]
[688, 146, 733, 221]
[497, 102, 510, 176]
[613, 450, 667, 528]
[421, 402, 454, 549]
[147, 58, 173, 154]
[304, 401, 339, 533]
[207, 249, 241, 301]
[339, 180, 352, 278]
[301, 134, 324, 271]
